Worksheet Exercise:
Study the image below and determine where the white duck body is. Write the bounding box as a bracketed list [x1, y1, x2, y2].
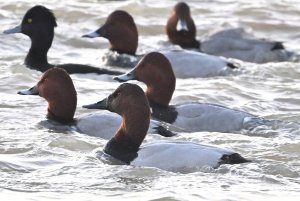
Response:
[171, 103, 256, 132]
[131, 142, 237, 171]
[201, 28, 292, 63]
[160, 49, 234, 78]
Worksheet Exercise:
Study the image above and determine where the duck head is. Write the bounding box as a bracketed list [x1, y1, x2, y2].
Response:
[4, 5, 56, 37]
[18, 67, 77, 123]
[84, 83, 150, 152]
[82, 10, 138, 55]
[4, 5, 57, 69]
[113, 52, 176, 107]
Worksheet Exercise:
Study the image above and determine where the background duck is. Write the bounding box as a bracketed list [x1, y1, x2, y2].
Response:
[3, 5, 121, 75]
[83, 10, 237, 78]
[166, 2, 294, 63]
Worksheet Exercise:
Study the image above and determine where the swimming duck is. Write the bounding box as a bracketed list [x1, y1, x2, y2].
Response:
[3, 5, 121, 75]
[114, 52, 259, 133]
[84, 82, 250, 171]
[82, 10, 237, 78]
[17, 67, 175, 138]
[166, 1, 199, 49]
[166, 2, 292, 63]
[82, 10, 139, 68]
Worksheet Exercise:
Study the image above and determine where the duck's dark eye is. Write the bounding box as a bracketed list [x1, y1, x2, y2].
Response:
[27, 18, 33, 24]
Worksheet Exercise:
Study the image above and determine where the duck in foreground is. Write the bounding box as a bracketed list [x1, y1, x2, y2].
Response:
[167, 2, 293, 63]
[3, 5, 121, 75]
[84, 83, 250, 171]
[82, 10, 237, 78]
[17, 67, 175, 138]
[114, 52, 260, 133]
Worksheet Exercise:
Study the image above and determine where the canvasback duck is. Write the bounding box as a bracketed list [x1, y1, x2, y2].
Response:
[84, 83, 250, 171]
[3, 5, 121, 75]
[82, 10, 237, 78]
[167, 2, 293, 63]
[17, 67, 175, 138]
[114, 52, 260, 133]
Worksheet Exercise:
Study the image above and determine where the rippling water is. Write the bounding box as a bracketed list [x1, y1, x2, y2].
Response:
[1, 0, 300, 200]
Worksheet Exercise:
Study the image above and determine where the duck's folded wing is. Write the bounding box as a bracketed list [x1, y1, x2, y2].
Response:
[173, 103, 255, 132]
[160, 49, 232, 78]
[132, 142, 243, 172]
[201, 28, 281, 53]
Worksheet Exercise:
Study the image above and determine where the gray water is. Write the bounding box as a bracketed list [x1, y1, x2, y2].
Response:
[1, 0, 300, 200]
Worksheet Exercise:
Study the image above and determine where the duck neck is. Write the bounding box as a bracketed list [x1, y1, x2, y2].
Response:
[104, 104, 149, 164]
[167, 16, 200, 49]
[25, 32, 54, 71]
[113, 108, 150, 151]
[110, 46, 137, 56]
[110, 38, 137, 56]
[46, 96, 76, 124]
[109, 27, 138, 56]
[145, 83, 174, 108]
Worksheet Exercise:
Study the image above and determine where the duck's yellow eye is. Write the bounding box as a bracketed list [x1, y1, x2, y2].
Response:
[27, 18, 32, 24]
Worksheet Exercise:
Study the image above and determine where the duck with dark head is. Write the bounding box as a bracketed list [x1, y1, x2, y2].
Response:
[4, 5, 121, 75]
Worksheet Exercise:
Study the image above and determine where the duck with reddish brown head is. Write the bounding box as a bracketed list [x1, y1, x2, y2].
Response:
[18, 67, 77, 123]
[166, 2, 200, 49]
[166, 2, 293, 63]
[114, 52, 263, 133]
[97, 83, 150, 163]
[82, 10, 140, 67]
[83, 83, 250, 172]
[83, 10, 138, 55]
[18, 67, 175, 138]
[3, 5, 121, 75]
[82, 9, 236, 77]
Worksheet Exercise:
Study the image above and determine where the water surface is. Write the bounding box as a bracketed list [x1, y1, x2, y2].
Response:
[0, 0, 300, 200]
